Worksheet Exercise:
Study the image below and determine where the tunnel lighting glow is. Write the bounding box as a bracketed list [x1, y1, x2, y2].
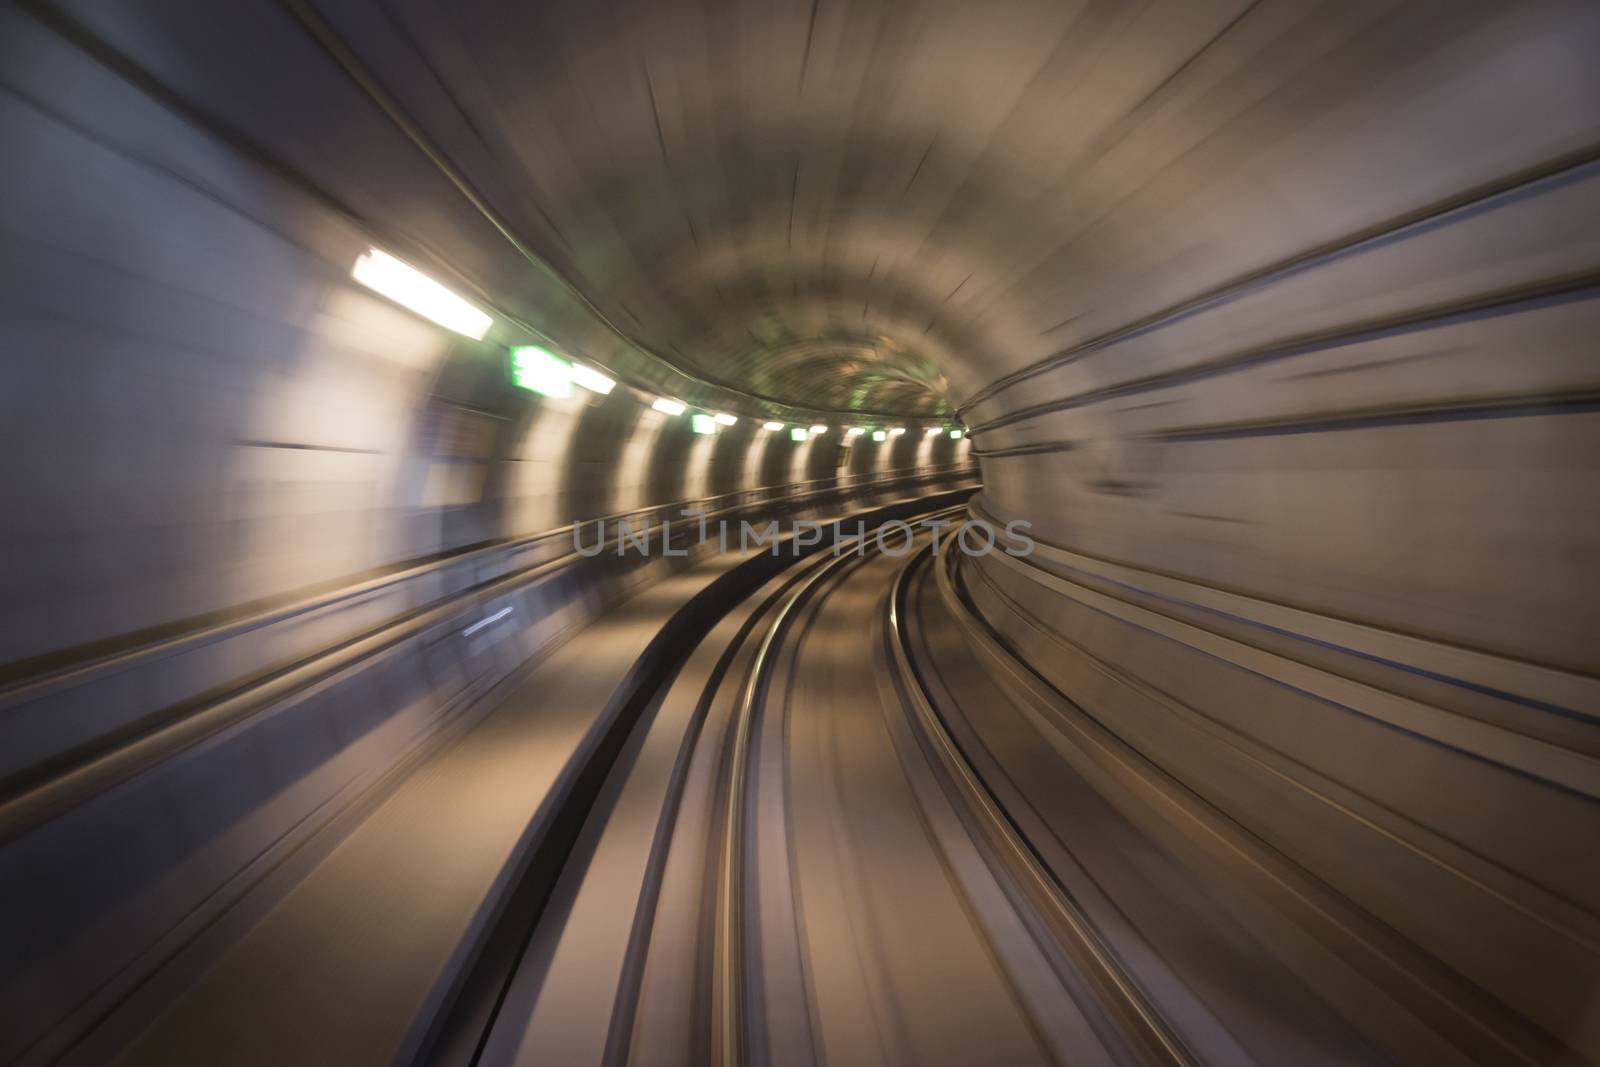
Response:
[889, 426, 906, 436]
[651, 397, 687, 416]
[925, 426, 942, 436]
[789, 427, 808, 442]
[762, 421, 784, 431]
[713, 412, 738, 426]
[949, 429, 964, 439]
[691, 413, 717, 435]
[871, 429, 888, 442]
[351, 248, 493, 339]
[571, 364, 616, 395]
[846, 426, 866, 437]
[809, 424, 828, 435]
[509, 346, 573, 398]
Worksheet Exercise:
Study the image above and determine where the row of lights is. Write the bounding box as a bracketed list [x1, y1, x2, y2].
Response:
[353, 245, 624, 399]
[692, 420, 966, 440]
[352, 246, 967, 442]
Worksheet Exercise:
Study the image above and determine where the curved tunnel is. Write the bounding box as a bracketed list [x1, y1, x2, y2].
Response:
[1, 2, 1598, 1064]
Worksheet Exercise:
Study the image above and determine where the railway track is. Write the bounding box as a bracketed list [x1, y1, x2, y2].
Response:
[429, 501, 1570, 1066]
[37, 494, 1587, 1066]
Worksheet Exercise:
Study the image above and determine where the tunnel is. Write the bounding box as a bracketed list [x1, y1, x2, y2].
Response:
[1, 1, 1598, 1064]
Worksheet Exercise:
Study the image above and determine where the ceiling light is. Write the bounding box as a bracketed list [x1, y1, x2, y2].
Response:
[871, 430, 887, 442]
[652, 397, 687, 416]
[351, 248, 492, 339]
[789, 427, 808, 442]
[809, 424, 828, 435]
[949, 428, 963, 439]
[846, 427, 865, 437]
[571, 364, 616, 394]
[888, 427, 906, 436]
[762, 421, 784, 431]
[509, 345, 573, 398]
[691, 413, 717, 435]
[925, 427, 942, 436]
[713, 412, 738, 426]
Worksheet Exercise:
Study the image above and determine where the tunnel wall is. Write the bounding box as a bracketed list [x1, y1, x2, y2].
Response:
[1, 12, 437, 670]
[0, 7, 970, 680]
[960, 1, 1600, 671]
[957, 10, 1600, 1053]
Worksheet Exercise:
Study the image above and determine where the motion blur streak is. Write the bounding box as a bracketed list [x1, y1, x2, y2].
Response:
[0, 1, 1597, 1065]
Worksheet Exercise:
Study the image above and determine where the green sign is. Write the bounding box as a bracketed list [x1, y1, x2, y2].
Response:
[510, 346, 573, 398]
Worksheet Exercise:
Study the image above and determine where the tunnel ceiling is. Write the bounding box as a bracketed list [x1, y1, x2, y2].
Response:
[299, 0, 1285, 419]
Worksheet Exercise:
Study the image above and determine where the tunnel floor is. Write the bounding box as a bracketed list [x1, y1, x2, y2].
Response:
[18, 492, 1555, 1067]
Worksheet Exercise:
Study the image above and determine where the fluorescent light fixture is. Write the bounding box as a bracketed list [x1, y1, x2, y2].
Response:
[691, 413, 717, 435]
[871, 429, 887, 442]
[571, 364, 616, 395]
[925, 426, 942, 436]
[762, 421, 785, 431]
[809, 424, 828, 435]
[713, 412, 738, 426]
[509, 345, 573, 398]
[652, 397, 687, 416]
[846, 427, 866, 437]
[949, 428, 964, 439]
[351, 248, 492, 339]
[789, 427, 808, 442]
[888, 426, 906, 436]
